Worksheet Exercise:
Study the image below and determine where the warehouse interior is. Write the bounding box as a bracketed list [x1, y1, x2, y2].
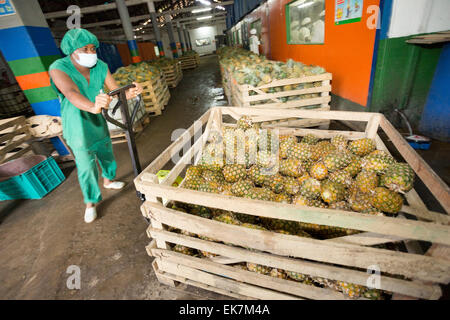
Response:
[0, 0, 449, 301]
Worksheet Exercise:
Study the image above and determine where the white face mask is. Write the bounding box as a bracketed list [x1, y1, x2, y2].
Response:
[74, 53, 98, 68]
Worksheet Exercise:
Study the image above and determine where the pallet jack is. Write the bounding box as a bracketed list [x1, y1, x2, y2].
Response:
[102, 84, 145, 201]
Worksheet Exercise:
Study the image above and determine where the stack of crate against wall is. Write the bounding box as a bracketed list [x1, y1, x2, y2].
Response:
[217, 47, 331, 128]
[107, 61, 170, 119]
[149, 58, 183, 89]
[135, 107, 450, 300]
[178, 51, 200, 70]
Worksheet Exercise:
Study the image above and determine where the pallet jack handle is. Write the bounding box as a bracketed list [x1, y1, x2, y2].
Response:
[102, 84, 145, 201]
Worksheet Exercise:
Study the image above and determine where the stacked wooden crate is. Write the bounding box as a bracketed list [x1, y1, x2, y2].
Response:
[135, 107, 450, 300]
[161, 62, 183, 89]
[178, 53, 200, 70]
[219, 63, 232, 103]
[0, 116, 33, 164]
[141, 74, 171, 116]
[230, 73, 332, 128]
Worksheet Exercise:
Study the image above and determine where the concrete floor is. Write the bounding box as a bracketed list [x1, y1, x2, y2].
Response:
[0, 55, 228, 300]
[0, 55, 449, 299]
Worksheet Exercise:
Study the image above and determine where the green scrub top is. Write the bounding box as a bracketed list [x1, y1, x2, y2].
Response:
[49, 56, 110, 151]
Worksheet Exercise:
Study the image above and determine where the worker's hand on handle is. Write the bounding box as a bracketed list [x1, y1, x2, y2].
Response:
[93, 93, 111, 114]
[126, 82, 143, 100]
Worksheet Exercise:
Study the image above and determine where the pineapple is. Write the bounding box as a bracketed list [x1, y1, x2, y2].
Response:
[355, 170, 379, 193]
[361, 151, 395, 174]
[183, 176, 204, 191]
[231, 179, 253, 197]
[257, 150, 278, 169]
[283, 177, 301, 195]
[323, 151, 353, 172]
[221, 182, 234, 196]
[301, 134, 320, 145]
[348, 138, 376, 157]
[242, 222, 267, 231]
[380, 163, 415, 193]
[244, 187, 275, 201]
[246, 262, 271, 275]
[370, 187, 404, 214]
[222, 164, 247, 183]
[299, 178, 322, 199]
[343, 157, 362, 177]
[286, 271, 313, 283]
[185, 165, 203, 180]
[268, 173, 285, 194]
[213, 212, 241, 225]
[329, 201, 351, 211]
[279, 159, 303, 177]
[237, 115, 254, 130]
[309, 162, 328, 180]
[270, 268, 288, 279]
[248, 165, 269, 186]
[348, 191, 378, 213]
[274, 192, 292, 203]
[328, 170, 353, 187]
[297, 172, 311, 186]
[279, 137, 296, 159]
[286, 142, 312, 161]
[198, 181, 222, 194]
[320, 180, 346, 204]
[331, 135, 348, 151]
[173, 244, 196, 256]
[202, 169, 225, 184]
[234, 212, 260, 224]
[338, 282, 365, 299]
[311, 141, 336, 161]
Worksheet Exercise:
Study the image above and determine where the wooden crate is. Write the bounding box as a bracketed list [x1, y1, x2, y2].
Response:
[141, 76, 171, 116]
[0, 116, 33, 164]
[220, 64, 232, 104]
[227, 72, 332, 128]
[178, 54, 199, 70]
[135, 107, 450, 300]
[161, 63, 183, 89]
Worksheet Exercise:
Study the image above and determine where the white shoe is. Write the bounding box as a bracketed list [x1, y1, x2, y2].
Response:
[84, 207, 97, 223]
[104, 181, 126, 190]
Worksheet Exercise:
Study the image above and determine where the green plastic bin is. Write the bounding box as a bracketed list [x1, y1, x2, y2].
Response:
[0, 155, 65, 200]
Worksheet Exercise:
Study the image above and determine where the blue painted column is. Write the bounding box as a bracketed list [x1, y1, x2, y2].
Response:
[419, 43, 450, 142]
[164, 14, 178, 58]
[0, 0, 68, 155]
[146, 0, 165, 57]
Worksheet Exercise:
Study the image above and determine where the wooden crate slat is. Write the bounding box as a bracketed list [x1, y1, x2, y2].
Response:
[143, 203, 450, 283]
[139, 183, 450, 246]
[145, 227, 441, 299]
[156, 258, 301, 300]
[151, 248, 352, 300]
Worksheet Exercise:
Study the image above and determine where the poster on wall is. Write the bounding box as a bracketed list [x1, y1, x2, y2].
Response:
[286, 0, 325, 45]
[0, 0, 16, 17]
[195, 38, 211, 47]
[335, 0, 363, 25]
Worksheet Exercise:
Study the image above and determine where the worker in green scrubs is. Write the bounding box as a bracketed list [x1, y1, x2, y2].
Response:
[49, 29, 143, 223]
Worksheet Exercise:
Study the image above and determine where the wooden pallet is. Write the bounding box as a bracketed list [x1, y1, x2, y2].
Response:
[135, 107, 450, 300]
[0, 116, 33, 164]
[141, 76, 171, 116]
[161, 63, 183, 89]
[178, 54, 200, 70]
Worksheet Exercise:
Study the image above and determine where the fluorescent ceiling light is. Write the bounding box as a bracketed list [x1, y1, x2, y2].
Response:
[192, 7, 212, 13]
[216, 6, 225, 10]
[197, 15, 212, 20]
[197, 0, 211, 5]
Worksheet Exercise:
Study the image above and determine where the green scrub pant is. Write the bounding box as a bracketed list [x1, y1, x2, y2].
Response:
[71, 138, 117, 204]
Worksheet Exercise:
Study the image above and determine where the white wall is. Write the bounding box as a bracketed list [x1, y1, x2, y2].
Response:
[388, 0, 450, 38]
[188, 23, 226, 56]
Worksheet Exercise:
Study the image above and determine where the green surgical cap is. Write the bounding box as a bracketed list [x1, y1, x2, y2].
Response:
[60, 28, 100, 55]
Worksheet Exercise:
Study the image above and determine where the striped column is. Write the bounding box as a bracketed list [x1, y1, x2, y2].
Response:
[146, 0, 165, 57]
[128, 39, 142, 64]
[176, 22, 185, 54]
[0, 0, 68, 155]
[165, 14, 179, 58]
[116, 0, 142, 64]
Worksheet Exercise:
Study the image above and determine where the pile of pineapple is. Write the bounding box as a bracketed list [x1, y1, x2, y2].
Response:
[166, 116, 415, 299]
[106, 61, 163, 91]
[148, 57, 179, 68]
[218, 47, 326, 105]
